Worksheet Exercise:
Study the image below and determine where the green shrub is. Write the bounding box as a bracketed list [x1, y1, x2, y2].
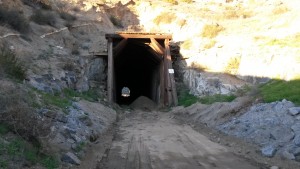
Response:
[63, 88, 101, 102]
[0, 45, 26, 80]
[178, 86, 198, 107]
[259, 79, 300, 105]
[0, 7, 29, 33]
[199, 94, 236, 104]
[0, 159, 8, 169]
[31, 10, 56, 26]
[41, 156, 59, 169]
[39, 91, 71, 109]
[0, 137, 57, 169]
[0, 124, 9, 135]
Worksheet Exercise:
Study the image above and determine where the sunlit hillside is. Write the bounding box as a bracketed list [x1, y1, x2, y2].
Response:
[128, 0, 300, 81]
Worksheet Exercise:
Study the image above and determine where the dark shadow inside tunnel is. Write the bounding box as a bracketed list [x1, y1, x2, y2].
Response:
[115, 39, 162, 105]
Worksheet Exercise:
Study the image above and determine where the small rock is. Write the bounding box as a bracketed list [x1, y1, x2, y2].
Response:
[270, 166, 279, 169]
[72, 102, 82, 110]
[296, 155, 300, 162]
[261, 145, 277, 157]
[293, 135, 300, 146]
[61, 152, 81, 165]
[281, 150, 295, 160]
[289, 107, 300, 116]
[292, 147, 300, 156]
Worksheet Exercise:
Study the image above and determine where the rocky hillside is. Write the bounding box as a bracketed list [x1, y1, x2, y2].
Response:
[1, 0, 299, 95]
[0, 0, 300, 168]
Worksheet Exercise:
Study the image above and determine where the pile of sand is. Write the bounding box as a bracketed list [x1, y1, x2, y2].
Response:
[130, 96, 157, 110]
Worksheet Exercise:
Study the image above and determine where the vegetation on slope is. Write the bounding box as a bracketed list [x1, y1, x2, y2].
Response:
[0, 7, 29, 33]
[0, 45, 26, 81]
[178, 85, 236, 107]
[259, 79, 300, 105]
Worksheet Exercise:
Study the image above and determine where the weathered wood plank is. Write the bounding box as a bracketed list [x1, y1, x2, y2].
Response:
[150, 38, 165, 55]
[165, 39, 178, 106]
[106, 33, 172, 39]
[107, 38, 114, 103]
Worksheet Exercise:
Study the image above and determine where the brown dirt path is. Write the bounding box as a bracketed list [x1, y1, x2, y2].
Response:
[98, 110, 262, 169]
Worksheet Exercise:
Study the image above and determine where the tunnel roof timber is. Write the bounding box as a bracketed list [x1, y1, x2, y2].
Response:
[105, 32, 172, 39]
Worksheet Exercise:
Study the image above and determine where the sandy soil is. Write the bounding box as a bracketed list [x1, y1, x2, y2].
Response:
[98, 110, 263, 169]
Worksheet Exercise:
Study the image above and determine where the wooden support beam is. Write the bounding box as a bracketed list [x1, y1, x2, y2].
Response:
[160, 59, 165, 106]
[106, 33, 172, 39]
[164, 50, 172, 106]
[113, 38, 127, 58]
[150, 38, 165, 55]
[165, 39, 178, 106]
[107, 38, 114, 103]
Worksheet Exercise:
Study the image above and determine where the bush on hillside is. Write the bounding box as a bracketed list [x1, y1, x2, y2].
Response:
[59, 11, 76, 22]
[0, 45, 26, 80]
[31, 10, 56, 27]
[22, 0, 52, 10]
[109, 15, 123, 28]
[0, 7, 29, 33]
[201, 24, 224, 38]
[0, 83, 51, 141]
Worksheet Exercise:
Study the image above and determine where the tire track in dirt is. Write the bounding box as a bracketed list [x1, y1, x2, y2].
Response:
[99, 110, 262, 169]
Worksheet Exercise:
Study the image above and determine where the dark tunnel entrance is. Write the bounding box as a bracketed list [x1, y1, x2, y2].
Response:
[115, 39, 161, 105]
[105, 33, 178, 107]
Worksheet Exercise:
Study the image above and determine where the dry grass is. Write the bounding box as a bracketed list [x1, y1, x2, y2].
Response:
[153, 12, 175, 25]
[181, 39, 193, 50]
[190, 62, 209, 71]
[264, 33, 300, 48]
[223, 6, 253, 19]
[179, 0, 192, 3]
[272, 5, 289, 15]
[163, 0, 177, 5]
[201, 24, 224, 38]
[225, 57, 241, 74]
[0, 82, 51, 140]
[203, 39, 217, 49]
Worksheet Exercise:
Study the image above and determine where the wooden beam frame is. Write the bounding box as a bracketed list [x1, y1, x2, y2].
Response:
[106, 32, 172, 39]
[149, 38, 165, 55]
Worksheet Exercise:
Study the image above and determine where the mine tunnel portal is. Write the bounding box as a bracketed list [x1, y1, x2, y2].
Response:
[106, 33, 177, 106]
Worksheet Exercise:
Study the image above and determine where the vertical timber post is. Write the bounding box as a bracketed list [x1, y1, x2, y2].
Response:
[107, 38, 114, 103]
[160, 57, 165, 106]
[165, 39, 178, 106]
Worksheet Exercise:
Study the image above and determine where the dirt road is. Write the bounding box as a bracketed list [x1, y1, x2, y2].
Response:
[98, 110, 261, 169]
